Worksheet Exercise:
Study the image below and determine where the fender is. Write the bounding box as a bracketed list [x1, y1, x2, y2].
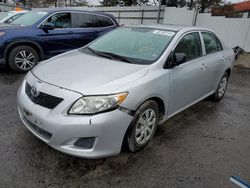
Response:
[4, 40, 45, 62]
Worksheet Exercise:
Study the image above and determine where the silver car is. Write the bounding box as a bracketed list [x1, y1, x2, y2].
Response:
[17, 25, 234, 158]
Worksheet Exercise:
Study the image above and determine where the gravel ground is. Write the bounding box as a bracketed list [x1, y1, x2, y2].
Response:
[0, 66, 249, 188]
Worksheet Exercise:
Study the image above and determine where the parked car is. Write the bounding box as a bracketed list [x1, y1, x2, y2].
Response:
[0, 11, 28, 24]
[0, 9, 118, 72]
[17, 25, 235, 158]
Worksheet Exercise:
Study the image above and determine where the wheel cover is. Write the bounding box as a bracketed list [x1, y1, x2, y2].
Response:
[218, 77, 228, 97]
[15, 50, 36, 71]
[135, 109, 156, 145]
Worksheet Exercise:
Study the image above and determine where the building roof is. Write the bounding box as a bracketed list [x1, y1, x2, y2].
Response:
[232, 1, 250, 13]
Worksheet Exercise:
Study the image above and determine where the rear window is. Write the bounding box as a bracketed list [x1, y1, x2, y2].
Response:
[202, 32, 223, 54]
[96, 15, 114, 27]
[72, 13, 96, 28]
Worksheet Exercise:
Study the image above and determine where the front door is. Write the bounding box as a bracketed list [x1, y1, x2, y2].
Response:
[39, 12, 74, 57]
[168, 32, 206, 115]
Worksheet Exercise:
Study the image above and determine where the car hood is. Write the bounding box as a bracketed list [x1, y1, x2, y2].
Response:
[0, 23, 23, 30]
[32, 50, 149, 95]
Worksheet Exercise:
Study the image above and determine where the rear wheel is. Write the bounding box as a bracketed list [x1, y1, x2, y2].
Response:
[8, 45, 39, 72]
[125, 100, 159, 152]
[211, 72, 229, 101]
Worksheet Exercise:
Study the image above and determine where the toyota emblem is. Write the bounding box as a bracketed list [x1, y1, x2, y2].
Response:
[31, 85, 40, 98]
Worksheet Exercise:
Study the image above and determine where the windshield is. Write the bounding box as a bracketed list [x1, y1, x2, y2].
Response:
[0, 12, 12, 20]
[86, 27, 175, 64]
[12, 11, 48, 26]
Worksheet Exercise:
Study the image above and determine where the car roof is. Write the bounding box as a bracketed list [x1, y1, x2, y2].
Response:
[32, 8, 113, 17]
[131, 24, 213, 33]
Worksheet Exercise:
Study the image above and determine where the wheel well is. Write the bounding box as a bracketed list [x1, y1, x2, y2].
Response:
[226, 68, 231, 77]
[5, 42, 43, 63]
[147, 97, 165, 120]
[121, 97, 166, 151]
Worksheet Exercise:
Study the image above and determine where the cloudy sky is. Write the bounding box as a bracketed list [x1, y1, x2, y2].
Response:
[87, 0, 248, 6]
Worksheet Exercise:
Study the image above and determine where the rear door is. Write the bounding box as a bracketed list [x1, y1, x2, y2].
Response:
[200, 32, 225, 93]
[71, 12, 98, 48]
[39, 12, 74, 57]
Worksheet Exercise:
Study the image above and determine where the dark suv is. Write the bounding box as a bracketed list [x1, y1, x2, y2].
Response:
[0, 9, 118, 72]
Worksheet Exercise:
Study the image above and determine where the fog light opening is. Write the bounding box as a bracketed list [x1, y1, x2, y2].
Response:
[73, 137, 95, 149]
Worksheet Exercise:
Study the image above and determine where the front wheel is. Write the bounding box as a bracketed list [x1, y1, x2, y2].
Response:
[211, 72, 229, 101]
[8, 45, 39, 72]
[125, 100, 159, 152]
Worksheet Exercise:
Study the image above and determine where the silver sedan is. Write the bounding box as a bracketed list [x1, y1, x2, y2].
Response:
[17, 25, 234, 158]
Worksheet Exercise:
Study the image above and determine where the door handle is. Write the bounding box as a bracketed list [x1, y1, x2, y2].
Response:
[221, 56, 226, 62]
[200, 63, 207, 70]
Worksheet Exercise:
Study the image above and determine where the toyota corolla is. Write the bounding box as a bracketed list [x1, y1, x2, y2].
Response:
[17, 25, 234, 158]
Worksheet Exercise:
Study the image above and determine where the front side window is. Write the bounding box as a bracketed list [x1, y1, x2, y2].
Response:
[174, 32, 202, 62]
[12, 11, 48, 26]
[72, 13, 95, 28]
[43, 13, 71, 28]
[84, 27, 176, 64]
[96, 15, 114, 27]
[202, 32, 222, 54]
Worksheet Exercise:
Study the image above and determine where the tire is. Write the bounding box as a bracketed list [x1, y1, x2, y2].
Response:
[211, 72, 229, 102]
[8, 45, 39, 73]
[125, 100, 159, 153]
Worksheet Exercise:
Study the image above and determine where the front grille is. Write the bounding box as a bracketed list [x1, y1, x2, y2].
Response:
[22, 115, 52, 140]
[25, 82, 63, 109]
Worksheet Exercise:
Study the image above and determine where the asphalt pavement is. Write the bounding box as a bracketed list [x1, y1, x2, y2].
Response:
[0, 66, 249, 188]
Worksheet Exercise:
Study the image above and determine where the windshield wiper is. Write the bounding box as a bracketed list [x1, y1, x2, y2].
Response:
[96, 51, 133, 63]
[85, 47, 113, 60]
[84, 47, 133, 63]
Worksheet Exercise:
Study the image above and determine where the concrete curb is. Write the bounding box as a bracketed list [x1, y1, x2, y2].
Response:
[235, 53, 250, 69]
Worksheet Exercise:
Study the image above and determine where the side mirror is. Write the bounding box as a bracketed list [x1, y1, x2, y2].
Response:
[173, 53, 186, 66]
[39, 23, 55, 30]
[163, 52, 187, 69]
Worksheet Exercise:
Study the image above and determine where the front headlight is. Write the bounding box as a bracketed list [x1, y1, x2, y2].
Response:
[0, 32, 5, 37]
[69, 92, 128, 115]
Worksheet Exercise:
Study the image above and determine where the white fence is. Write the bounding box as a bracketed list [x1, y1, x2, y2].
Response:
[0, 3, 29, 12]
[35, 6, 250, 52]
[0, 3, 15, 12]
[163, 7, 250, 52]
[63, 6, 165, 25]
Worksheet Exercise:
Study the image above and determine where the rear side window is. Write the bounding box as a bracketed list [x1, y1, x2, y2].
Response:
[43, 13, 71, 28]
[174, 32, 202, 62]
[202, 32, 222, 54]
[96, 15, 114, 27]
[72, 13, 96, 28]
